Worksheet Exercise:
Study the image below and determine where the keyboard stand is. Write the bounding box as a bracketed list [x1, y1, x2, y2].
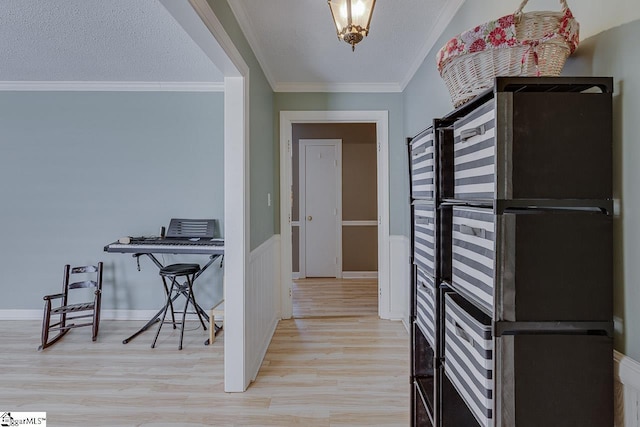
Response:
[122, 252, 222, 345]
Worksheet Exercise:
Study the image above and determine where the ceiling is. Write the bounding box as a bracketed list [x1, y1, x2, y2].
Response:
[0, 0, 223, 85]
[228, 0, 461, 92]
[0, 0, 462, 92]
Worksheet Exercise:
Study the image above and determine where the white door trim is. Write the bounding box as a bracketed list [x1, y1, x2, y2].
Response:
[298, 139, 342, 279]
[180, 0, 250, 393]
[279, 110, 390, 319]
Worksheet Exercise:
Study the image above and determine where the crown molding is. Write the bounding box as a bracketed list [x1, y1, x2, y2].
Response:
[399, 0, 465, 91]
[0, 81, 225, 92]
[274, 81, 402, 93]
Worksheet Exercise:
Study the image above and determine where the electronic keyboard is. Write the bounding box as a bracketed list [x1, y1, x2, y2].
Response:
[104, 237, 224, 255]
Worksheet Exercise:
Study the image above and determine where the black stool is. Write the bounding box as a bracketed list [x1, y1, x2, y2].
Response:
[152, 263, 208, 350]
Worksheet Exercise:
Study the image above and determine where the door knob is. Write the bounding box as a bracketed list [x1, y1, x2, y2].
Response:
[307, 215, 313, 221]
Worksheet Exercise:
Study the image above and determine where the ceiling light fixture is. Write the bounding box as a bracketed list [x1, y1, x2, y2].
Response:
[328, 0, 376, 51]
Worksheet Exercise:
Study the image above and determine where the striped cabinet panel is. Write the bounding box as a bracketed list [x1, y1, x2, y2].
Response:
[415, 267, 436, 349]
[451, 207, 495, 314]
[452, 208, 612, 321]
[444, 292, 493, 427]
[451, 86, 613, 201]
[453, 100, 496, 200]
[410, 128, 436, 199]
[413, 202, 436, 277]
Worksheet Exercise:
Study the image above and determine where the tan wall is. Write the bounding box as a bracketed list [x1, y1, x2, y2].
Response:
[291, 123, 378, 273]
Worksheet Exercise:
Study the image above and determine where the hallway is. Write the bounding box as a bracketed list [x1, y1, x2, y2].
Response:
[292, 277, 378, 318]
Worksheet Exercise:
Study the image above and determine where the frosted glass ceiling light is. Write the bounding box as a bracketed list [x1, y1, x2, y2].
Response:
[328, 0, 376, 51]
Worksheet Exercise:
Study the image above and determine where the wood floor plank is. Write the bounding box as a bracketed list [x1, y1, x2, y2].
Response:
[0, 279, 409, 426]
[292, 278, 378, 318]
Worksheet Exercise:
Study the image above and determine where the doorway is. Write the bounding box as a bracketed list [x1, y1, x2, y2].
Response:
[298, 139, 342, 279]
[280, 111, 390, 320]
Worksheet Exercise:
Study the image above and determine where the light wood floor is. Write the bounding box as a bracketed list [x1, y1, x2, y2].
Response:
[292, 278, 378, 318]
[0, 279, 409, 426]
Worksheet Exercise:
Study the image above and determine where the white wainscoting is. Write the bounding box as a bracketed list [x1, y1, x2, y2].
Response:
[246, 235, 281, 382]
[388, 235, 410, 329]
[615, 350, 640, 427]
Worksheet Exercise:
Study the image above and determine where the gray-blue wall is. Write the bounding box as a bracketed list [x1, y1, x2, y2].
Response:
[563, 20, 640, 360]
[207, 0, 276, 250]
[0, 91, 224, 311]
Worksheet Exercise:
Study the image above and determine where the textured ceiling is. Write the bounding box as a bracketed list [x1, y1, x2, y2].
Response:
[0, 0, 463, 92]
[229, 0, 462, 92]
[0, 0, 223, 83]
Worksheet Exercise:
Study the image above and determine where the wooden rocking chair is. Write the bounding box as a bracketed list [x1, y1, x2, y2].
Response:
[38, 262, 103, 350]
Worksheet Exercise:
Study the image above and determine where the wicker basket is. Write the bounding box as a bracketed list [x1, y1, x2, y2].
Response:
[437, 0, 580, 107]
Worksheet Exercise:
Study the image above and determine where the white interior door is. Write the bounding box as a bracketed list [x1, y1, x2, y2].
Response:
[299, 139, 342, 278]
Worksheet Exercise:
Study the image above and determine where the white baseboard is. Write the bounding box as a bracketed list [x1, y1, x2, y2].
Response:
[401, 317, 410, 333]
[0, 309, 197, 321]
[0, 310, 42, 320]
[615, 350, 640, 427]
[102, 310, 161, 321]
[342, 271, 378, 279]
[292, 272, 378, 279]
